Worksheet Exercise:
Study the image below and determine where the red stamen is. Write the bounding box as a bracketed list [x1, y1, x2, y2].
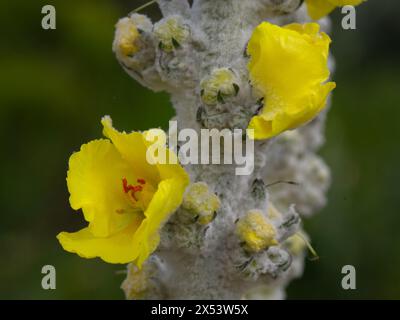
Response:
[122, 178, 145, 202]
[133, 185, 143, 192]
[122, 178, 133, 193]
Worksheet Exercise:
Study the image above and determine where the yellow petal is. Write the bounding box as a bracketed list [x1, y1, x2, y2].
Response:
[141, 128, 189, 183]
[132, 178, 188, 267]
[67, 139, 139, 237]
[155, 150, 189, 184]
[102, 117, 189, 195]
[305, 0, 336, 20]
[247, 22, 336, 140]
[101, 116, 160, 186]
[332, 0, 364, 4]
[306, 0, 365, 20]
[248, 116, 273, 140]
[57, 216, 142, 264]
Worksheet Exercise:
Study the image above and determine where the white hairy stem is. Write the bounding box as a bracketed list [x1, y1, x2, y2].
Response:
[118, 0, 331, 299]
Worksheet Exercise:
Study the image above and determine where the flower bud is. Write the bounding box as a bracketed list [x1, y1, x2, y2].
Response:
[114, 18, 140, 57]
[113, 14, 154, 71]
[200, 68, 239, 106]
[121, 261, 161, 300]
[182, 182, 221, 225]
[154, 16, 190, 52]
[236, 210, 278, 252]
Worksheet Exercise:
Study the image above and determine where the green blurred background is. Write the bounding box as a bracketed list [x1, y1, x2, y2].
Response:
[0, 0, 399, 299]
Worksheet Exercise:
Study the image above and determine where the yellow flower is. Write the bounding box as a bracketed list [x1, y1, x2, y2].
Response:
[57, 116, 189, 266]
[247, 22, 336, 140]
[305, 0, 365, 21]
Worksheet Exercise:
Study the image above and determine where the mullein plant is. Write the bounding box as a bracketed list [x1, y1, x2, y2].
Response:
[58, 0, 364, 299]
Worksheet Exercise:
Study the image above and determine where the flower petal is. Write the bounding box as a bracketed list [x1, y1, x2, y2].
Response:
[306, 0, 365, 20]
[132, 178, 188, 267]
[305, 0, 336, 20]
[57, 216, 142, 264]
[247, 22, 336, 140]
[101, 116, 161, 185]
[67, 139, 137, 237]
